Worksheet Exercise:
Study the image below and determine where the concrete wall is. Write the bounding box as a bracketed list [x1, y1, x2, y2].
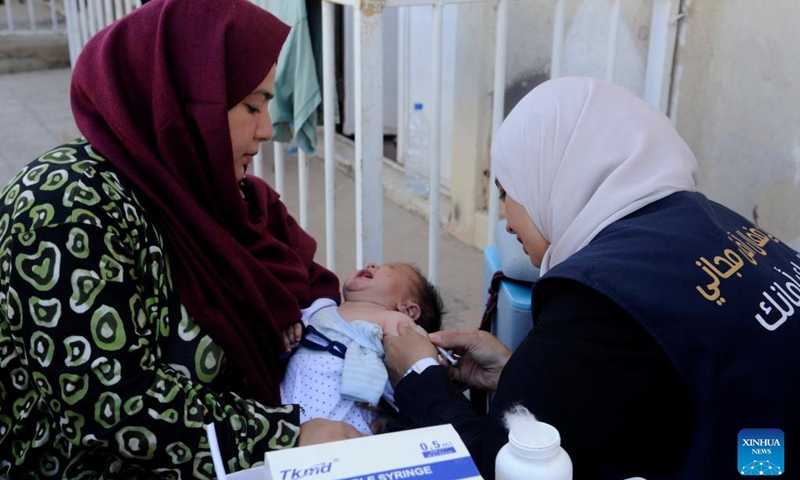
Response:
[446, 0, 800, 250]
[501, 0, 652, 113]
[501, 0, 552, 116]
[671, 0, 800, 249]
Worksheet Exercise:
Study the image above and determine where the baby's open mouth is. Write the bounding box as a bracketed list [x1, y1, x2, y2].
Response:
[356, 269, 373, 279]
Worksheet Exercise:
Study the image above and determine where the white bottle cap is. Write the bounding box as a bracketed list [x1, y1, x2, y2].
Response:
[503, 405, 562, 460]
[508, 421, 561, 459]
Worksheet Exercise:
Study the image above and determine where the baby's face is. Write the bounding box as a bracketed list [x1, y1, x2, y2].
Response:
[343, 263, 419, 307]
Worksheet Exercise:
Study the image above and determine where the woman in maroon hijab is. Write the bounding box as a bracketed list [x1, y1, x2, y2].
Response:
[0, 0, 361, 477]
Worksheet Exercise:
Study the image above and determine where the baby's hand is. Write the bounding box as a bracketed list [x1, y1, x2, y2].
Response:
[356, 401, 383, 412]
[370, 413, 392, 434]
[281, 321, 303, 353]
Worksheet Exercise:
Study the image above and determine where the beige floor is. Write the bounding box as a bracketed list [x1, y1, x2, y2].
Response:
[0, 68, 486, 330]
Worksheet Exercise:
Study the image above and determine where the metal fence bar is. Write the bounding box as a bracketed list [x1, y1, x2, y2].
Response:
[50, 0, 59, 30]
[87, 0, 97, 35]
[77, 0, 88, 49]
[27, 0, 37, 31]
[272, 143, 285, 196]
[4, 1, 15, 33]
[644, 0, 678, 112]
[103, 0, 114, 26]
[396, 6, 410, 168]
[550, 0, 566, 79]
[353, 0, 384, 268]
[298, 149, 310, 230]
[486, 0, 508, 246]
[605, 0, 621, 81]
[427, 2, 444, 283]
[65, 0, 80, 66]
[322, 0, 337, 272]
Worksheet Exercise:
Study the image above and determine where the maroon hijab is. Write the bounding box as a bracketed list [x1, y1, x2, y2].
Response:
[71, 0, 340, 405]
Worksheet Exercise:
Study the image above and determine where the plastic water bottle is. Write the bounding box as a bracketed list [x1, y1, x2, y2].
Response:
[495, 406, 573, 480]
[285, 121, 299, 154]
[404, 103, 430, 195]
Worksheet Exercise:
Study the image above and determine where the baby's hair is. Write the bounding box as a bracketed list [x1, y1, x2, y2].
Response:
[408, 265, 445, 333]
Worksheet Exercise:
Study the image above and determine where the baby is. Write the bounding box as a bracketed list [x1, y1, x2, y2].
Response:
[280, 262, 444, 435]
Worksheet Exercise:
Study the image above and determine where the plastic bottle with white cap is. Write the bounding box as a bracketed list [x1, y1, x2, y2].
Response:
[495, 405, 573, 480]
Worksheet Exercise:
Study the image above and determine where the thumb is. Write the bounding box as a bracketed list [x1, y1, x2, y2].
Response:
[430, 329, 480, 350]
[398, 321, 428, 338]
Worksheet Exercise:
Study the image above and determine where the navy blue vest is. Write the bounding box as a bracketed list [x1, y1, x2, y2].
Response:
[538, 192, 799, 477]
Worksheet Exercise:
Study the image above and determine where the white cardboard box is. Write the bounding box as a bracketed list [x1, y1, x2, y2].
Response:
[257, 424, 482, 480]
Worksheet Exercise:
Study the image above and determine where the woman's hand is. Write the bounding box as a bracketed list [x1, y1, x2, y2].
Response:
[298, 418, 365, 446]
[429, 329, 511, 392]
[383, 322, 439, 385]
[380, 313, 423, 337]
[281, 321, 303, 353]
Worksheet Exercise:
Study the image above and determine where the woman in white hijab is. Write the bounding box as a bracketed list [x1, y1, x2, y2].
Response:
[491, 76, 696, 273]
[384, 77, 799, 479]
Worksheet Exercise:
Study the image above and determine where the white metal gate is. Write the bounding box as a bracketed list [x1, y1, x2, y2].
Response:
[60, 0, 683, 284]
[1, 0, 64, 34]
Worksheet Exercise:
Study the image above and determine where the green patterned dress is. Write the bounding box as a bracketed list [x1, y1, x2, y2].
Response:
[0, 139, 300, 479]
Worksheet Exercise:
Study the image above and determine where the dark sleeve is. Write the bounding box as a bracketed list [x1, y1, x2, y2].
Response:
[393, 279, 692, 479]
[392, 366, 486, 460]
[482, 278, 693, 479]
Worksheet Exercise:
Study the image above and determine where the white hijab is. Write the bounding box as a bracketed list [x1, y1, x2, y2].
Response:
[492, 77, 698, 274]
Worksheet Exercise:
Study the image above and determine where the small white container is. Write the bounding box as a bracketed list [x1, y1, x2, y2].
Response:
[495, 411, 572, 480]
